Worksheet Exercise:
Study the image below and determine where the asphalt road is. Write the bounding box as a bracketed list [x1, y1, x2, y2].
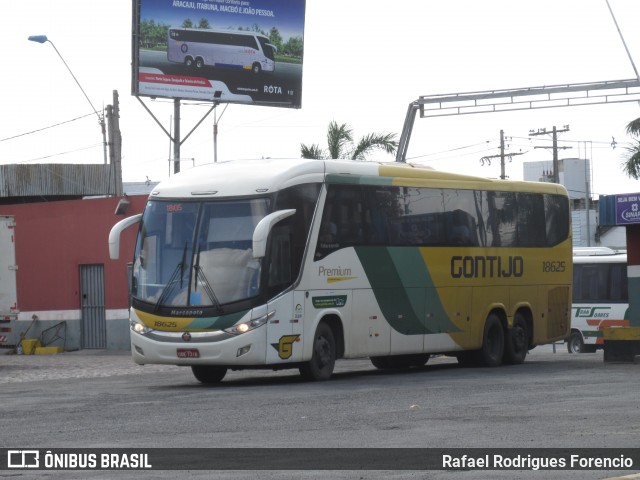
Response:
[1, 345, 639, 480]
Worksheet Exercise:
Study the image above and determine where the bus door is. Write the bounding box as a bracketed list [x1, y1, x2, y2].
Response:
[351, 289, 390, 357]
[265, 291, 305, 364]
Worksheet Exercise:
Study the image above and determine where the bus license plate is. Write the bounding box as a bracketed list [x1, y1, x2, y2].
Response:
[177, 348, 200, 359]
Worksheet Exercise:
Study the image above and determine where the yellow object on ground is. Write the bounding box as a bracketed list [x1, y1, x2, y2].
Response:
[21, 339, 41, 355]
[34, 346, 64, 355]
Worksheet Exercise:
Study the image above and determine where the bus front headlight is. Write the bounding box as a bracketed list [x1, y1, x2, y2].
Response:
[224, 311, 274, 335]
[130, 319, 152, 335]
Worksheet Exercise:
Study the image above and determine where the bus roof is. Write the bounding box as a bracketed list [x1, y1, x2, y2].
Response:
[148, 158, 570, 199]
[573, 247, 627, 257]
[573, 247, 627, 265]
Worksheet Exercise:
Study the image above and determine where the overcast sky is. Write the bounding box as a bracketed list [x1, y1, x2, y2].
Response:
[3, 0, 640, 197]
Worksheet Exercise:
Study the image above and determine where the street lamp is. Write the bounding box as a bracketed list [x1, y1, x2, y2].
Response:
[28, 35, 108, 166]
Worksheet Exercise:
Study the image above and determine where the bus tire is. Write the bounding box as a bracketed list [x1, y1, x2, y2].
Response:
[252, 62, 262, 74]
[503, 313, 528, 365]
[185, 56, 194, 68]
[567, 330, 584, 354]
[195, 57, 205, 69]
[478, 313, 504, 367]
[299, 323, 335, 381]
[191, 365, 227, 384]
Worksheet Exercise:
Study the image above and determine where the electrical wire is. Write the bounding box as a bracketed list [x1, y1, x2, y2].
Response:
[406, 141, 495, 161]
[0, 113, 94, 143]
[15, 143, 103, 163]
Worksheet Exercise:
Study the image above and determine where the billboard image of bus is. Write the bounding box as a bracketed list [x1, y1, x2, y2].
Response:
[568, 247, 629, 353]
[168, 28, 276, 74]
[133, 0, 306, 107]
[109, 159, 572, 384]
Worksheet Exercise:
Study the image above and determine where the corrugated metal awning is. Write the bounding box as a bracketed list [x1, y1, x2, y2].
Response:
[0, 164, 113, 197]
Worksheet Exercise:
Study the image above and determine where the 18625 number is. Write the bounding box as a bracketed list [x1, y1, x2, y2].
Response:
[542, 261, 566, 273]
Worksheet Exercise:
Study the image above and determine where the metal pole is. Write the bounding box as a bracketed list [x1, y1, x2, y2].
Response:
[28, 36, 108, 166]
[606, 0, 640, 81]
[213, 108, 218, 163]
[499, 130, 506, 180]
[173, 99, 181, 174]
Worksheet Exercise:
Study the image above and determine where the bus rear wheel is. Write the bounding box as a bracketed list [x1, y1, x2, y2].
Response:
[478, 313, 504, 367]
[299, 323, 335, 381]
[185, 56, 195, 68]
[503, 313, 529, 364]
[191, 365, 227, 384]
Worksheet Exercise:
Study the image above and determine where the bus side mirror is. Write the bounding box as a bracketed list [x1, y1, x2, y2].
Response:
[109, 214, 142, 260]
[252, 209, 296, 259]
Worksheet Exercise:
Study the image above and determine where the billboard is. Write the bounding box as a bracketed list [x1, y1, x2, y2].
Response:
[132, 0, 306, 108]
[615, 193, 640, 225]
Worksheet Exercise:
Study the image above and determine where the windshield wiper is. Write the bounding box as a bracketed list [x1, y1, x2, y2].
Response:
[193, 248, 224, 314]
[154, 242, 188, 311]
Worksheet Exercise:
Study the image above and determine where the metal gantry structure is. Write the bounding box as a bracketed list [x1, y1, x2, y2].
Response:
[395, 78, 640, 163]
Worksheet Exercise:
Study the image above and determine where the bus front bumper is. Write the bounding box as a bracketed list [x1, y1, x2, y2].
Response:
[130, 327, 268, 366]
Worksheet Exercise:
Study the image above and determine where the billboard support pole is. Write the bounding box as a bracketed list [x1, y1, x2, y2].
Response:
[174, 99, 181, 174]
[135, 96, 216, 174]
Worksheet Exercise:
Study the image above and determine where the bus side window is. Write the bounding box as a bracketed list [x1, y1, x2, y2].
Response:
[267, 225, 293, 289]
[609, 263, 628, 303]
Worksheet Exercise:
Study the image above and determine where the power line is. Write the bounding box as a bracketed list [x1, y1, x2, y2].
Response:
[13, 143, 103, 163]
[406, 141, 494, 161]
[0, 113, 94, 143]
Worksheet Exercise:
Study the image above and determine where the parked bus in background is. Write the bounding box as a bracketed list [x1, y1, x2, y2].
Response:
[109, 159, 572, 384]
[167, 27, 276, 74]
[568, 247, 629, 353]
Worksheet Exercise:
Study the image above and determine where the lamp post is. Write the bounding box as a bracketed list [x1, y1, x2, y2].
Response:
[28, 35, 108, 166]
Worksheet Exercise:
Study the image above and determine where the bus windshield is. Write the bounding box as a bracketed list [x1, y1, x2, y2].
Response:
[132, 198, 270, 309]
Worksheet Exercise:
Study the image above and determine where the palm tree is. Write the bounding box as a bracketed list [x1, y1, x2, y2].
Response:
[622, 117, 640, 179]
[300, 120, 398, 160]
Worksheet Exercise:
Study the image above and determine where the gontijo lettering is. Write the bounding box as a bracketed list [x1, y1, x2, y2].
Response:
[451, 255, 524, 278]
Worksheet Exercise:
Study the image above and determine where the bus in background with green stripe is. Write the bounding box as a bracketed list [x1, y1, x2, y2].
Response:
[109, 158, 572, 383]
[568, 247, 629, 353]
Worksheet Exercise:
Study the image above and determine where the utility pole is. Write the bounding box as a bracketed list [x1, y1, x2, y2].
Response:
[112, 90, 122, 196]
[529, 125, 570, 183]
[480, 130, 526, 179]
[105, 90, 123, 196]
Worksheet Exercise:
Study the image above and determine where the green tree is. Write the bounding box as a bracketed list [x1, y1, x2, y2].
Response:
[622, 117, 640, 179]
[301, 121, 398, 160]
[197, 18, 211, 29]
[269, 27, 283, 53]
[283, 36, 303, 58]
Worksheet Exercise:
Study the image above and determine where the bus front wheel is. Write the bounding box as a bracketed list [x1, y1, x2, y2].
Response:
[299, 323, 336, 381]
[191, 365, 227, 384]
[252, 62, 262, 74]
[567, 331, 584, 354]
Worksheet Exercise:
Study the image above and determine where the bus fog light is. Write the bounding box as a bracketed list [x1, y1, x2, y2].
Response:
[237, 345, 251, 357]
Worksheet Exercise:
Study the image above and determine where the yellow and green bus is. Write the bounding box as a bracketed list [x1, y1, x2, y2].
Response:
[109, 159, 572, 383]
